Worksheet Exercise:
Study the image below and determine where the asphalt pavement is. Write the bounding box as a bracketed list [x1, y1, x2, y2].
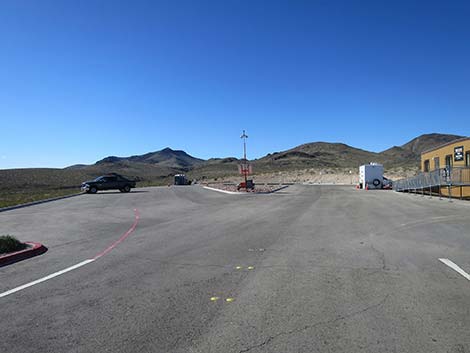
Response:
[1, 185, 470, 353]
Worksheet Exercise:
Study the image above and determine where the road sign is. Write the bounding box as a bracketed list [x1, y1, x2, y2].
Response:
[454, 146, 464, 161]
[238, 163, 252, 175]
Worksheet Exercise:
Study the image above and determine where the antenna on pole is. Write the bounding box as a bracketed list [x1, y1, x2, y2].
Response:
[240, 130, 248, 161]
[240, 130, 249, 191]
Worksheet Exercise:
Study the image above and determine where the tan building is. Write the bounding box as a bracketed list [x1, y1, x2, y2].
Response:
[421, 137, 470, 172]
[421, 137, 470, 198]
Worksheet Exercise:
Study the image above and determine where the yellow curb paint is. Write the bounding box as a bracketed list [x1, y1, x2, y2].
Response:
[210, 296, 220, 301]
[235, 266, 243, 270]
[225, 298, 235, 303]
[247, 266, 255, 270]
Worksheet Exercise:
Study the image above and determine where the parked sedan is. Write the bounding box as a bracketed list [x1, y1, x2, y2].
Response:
[81, 173, 136, 194]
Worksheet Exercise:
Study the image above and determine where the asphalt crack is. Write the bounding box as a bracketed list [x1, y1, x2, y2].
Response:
[238, 294, 390, 353]
[370, 243, 387, 270]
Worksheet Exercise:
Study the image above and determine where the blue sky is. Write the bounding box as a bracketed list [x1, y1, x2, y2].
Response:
[1, 0, 469, 168]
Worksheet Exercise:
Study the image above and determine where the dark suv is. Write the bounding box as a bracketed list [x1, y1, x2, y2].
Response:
[81, 173, 136, 194]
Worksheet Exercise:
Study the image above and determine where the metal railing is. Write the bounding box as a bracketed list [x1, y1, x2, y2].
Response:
[393, 167, 470, 192]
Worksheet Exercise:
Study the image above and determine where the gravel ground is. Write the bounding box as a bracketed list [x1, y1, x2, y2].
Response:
[200, 167, 419, 186]
[202, 183, 285, 193]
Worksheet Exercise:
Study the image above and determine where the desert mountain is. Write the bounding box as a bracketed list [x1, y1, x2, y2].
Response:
[63, 133, 466, 181]
[64, 148, 205, 181]
[2, 133, 465, 194]
[95, 148, 204, 169]
[380, 133, 464, 166]
[251, 133, 464, 171]
[400, 133, 464, 154]
[183, 133, 465, 180]
[67, 133, 464, 175]
[255, 142, 379, 170]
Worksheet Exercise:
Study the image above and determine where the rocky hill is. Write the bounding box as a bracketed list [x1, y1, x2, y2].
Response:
[254, 142, 379, 171]
[379, 133, 463, 167]
[94, 148, 204, 169]
[183, 133, 465, 181]
[65, 134, 463, 177]
[1, 133, 466, 208]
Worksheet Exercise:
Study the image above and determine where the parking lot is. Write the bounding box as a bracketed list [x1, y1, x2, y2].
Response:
[1, 185, 470, 353]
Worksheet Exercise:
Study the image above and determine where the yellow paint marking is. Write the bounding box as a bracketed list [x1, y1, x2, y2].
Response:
[225, 298, 235, 302]
[210, 296, 220, 301]
[247, 266, 255, 270]
[235, 266, 243, 270]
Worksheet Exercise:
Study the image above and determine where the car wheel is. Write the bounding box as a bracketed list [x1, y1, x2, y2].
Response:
[119, 188, 125, 192]
[89, 186, 98, 194]
[123, 185, 131, 193]
[372, 179, 382, 187]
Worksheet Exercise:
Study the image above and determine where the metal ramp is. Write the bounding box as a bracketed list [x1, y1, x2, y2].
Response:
[394, 167, 470, 199]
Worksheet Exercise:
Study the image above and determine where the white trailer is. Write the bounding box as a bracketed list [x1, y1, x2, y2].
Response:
[359, 163, 384, 189]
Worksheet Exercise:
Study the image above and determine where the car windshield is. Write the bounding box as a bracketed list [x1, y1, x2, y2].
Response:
[93, 177, 105, 182]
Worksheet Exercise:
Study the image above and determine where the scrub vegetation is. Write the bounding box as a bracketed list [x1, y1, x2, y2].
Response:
[0, 235, 27, 255]
[0, 133, 462, 208]
[0, 168, 85, 208]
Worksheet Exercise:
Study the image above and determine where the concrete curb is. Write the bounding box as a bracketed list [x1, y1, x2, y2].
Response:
[202, 186, 242, 195]
[0, 242, 48, 267]
[202, 185, 289, 195]
[0, 192, 83, 213]
[260, 185, 289, 193]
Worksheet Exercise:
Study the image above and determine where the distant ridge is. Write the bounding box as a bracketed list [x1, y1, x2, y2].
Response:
[95, 147, 205, 169]
[59, 133, 467, 179]
[380, 133, 464, 166]
[2, 133, 465, 209]
[255, 142, 378, 169]
[382, 133, 463, 155]
[0, 132, 459, 187]
[247, 133, 464, 170]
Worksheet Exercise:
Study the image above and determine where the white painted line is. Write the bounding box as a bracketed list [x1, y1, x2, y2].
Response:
[439, 258, 470, 281]
[202, 186, 242, 195]
[0, 259, 95, 298]
[0, 209, 139, 299]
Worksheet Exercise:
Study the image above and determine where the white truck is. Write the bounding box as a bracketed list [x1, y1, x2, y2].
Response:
[359, 163, 391, 189]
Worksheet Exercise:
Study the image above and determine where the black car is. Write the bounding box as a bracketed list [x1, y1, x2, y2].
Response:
[81, 173, 136, 194]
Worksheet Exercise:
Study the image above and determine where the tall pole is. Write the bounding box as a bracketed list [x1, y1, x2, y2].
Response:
[241, 130, 248, 190]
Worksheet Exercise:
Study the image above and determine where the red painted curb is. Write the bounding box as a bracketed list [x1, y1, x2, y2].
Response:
[0, 242, 48, 267]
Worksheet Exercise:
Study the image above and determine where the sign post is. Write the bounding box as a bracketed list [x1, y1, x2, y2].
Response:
[238, 163, 252, 176]
[240, 130, 249, 191]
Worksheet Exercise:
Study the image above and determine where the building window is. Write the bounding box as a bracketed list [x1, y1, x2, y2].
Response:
[423, 160, 430, 172]
[466, 151, 470, 167]
[434, 157, 440, 170]
[445, 154, 453, 169]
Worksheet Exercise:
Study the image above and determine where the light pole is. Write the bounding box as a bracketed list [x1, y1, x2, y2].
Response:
[240, 130, 248, 190]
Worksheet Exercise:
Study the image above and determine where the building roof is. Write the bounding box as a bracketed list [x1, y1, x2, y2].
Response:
[421, 137, 470, 155]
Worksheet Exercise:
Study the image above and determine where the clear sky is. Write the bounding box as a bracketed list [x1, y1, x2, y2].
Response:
[1, 0, 469, 169]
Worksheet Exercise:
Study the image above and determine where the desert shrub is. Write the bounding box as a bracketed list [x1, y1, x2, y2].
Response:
[0, 235, 26, 254]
